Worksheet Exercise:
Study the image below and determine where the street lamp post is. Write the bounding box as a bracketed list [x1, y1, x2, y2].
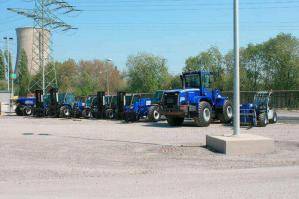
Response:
[233, 0, 240, 136]
[3, 37, 14, 113]
[105, 58, 112, 95]
[3, 37, 13, 92]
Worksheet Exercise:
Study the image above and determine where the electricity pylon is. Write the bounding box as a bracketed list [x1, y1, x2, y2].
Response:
[8, 0, 79, 94]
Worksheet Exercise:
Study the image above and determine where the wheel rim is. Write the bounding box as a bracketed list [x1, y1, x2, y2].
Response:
[264, 116, 267, 125]
[25, 108, 32, 115]
[153, 110, 160, 120]
[64, 108, 70, 116]
[273, 114, 277, 122]
[227, 106, 233, 118]
[203, 108, 211, 122]
[109, 111, 114, 119]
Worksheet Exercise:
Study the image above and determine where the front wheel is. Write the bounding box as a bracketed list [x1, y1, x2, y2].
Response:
[60, 106, 71, 118]
[24, 106, 33, 116]
[218, 100, 233, 124]
[105, 109, 114, 119]
[148, 106, 161, 122]
[167, 116, 184, 126]
[257, 112, 268, 127]
[269, 111, 278, 124]
[194, 101, 212, 127]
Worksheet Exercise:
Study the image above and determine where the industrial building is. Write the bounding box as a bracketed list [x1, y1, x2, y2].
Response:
[16, 27, 51, 76]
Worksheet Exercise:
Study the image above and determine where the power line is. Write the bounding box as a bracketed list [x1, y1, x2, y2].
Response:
[7, 0, 80, 94]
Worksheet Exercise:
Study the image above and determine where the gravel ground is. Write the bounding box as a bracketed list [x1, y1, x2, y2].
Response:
[0, 115, 298, 199]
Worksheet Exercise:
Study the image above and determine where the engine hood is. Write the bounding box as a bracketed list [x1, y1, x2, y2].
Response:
[164, 88, 200, 94]
[240, 103, 255, 109]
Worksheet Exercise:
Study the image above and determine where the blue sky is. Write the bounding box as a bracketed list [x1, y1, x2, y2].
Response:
[0, 0, 299, 74]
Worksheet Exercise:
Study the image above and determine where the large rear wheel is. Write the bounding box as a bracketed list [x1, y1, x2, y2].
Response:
[167, 116, 184, 126]
[218, 100, 233, 124]
[24, 106, 33, 116]
[148, 106, 161, 122]
[82, 109, 91, 118]
[60, 106, 71, 118]
[194, 101, 212, 127]
[105, 109, 114, 119]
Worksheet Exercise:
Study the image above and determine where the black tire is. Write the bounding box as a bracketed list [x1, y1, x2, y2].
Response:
[73, 110, 81, 118]
[124, 113, 130, 123]
[124, 112, 138, 123]
[60, 106, 71, 118]
[34, 108, 45, 117]
[148, 106, 161, 122]
[269, 111, 278, 124]
[257, 112, 267, 127]
[82, 109, 91, 119]
[167, 116, 184, 126]
[24, 106, 33, 116]
[105, 109, 114, 119]
[15, 105, 24, 116]
[218, 100, 233, 124]
[194, 101, 212, 127]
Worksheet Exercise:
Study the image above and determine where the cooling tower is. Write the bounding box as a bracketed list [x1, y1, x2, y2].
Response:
[16, 27, 51, 75]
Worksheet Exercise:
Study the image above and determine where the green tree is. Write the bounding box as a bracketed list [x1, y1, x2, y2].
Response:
[55, 59, 78, 93]
[184, 47, 225, 89]
[0, 50, 5, 80]
[261, 33, 299, 90]
[165, 75, 182, 89]
[74, 59, 125, 96]
[126, 53, 170, 93]
[15, 50, 30, 96]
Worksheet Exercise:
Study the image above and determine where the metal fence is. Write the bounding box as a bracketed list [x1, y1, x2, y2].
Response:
[222, 90, 299, 109]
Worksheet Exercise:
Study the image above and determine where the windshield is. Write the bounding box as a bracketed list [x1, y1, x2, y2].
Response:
[154, 91, 163, 100]
[254, 92, 270, 107]
[131, 95, 140, 105]
[184, 74, 201, 88]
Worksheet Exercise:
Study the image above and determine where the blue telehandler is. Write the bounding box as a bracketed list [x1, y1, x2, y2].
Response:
[124, 91, 164, 123]
[240, 91, 277, 127]
[161, 70, 233, 127]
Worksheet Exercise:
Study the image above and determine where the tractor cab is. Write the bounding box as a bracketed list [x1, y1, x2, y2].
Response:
[180, 71, 221, 99]
[151, 90, 164, 104]
[253, 92, 271, 110]
[182, 71, 213, 89]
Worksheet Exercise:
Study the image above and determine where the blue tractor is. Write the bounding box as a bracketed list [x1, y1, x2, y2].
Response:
[58, 92, 76, 118]
[72, 97, 86, 118]
[161, 70, 233, 127]
[124, 91, 164, 123]
[15, 97, 36, 116]
[79, 95, 97, 118]
[32, 88, 75, 118]
[240, 91, 277, 127]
